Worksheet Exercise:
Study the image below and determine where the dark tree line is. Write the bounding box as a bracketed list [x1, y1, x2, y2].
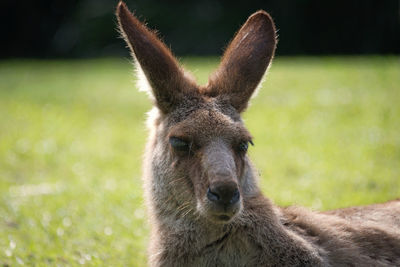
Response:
[1, 0, 399, 58]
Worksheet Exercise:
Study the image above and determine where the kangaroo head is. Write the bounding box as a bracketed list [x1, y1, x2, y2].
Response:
[117, 2, 276, 224]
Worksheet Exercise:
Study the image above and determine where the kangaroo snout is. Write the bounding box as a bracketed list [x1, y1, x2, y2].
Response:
[206, 178, 242, 223]
[201, 141, 242, 220]
[207, 181, 240, 206]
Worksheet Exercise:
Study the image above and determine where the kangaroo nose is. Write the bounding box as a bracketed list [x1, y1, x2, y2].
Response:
[207, 182, 240, 205]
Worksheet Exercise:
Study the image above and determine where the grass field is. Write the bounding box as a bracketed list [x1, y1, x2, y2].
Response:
[0, 56, 399, 266]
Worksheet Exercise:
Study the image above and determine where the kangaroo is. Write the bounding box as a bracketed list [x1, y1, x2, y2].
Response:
[116, 2, 400, 266]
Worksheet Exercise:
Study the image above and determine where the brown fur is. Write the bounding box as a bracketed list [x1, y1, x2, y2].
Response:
[116, 2, 400, 266]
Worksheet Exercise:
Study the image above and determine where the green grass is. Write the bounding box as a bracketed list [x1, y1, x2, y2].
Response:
[0, 56, 399, 266]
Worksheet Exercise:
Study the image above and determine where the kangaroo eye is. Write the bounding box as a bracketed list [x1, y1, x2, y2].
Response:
[238, 140, 253, 153]
[169, 137, 190, 151]
[238, 141, 249, 152]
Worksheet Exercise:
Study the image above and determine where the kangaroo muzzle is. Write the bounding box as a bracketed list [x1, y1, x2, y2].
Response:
[202, 140, 242, 220]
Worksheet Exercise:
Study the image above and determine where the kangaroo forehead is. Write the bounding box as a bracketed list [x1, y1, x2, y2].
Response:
[169, 105, 250, 141]
[169, 96, 241, 124]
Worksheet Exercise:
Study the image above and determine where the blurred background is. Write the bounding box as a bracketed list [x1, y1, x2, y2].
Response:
[1, 0, 399, 58]
[1, 0, 399, 266]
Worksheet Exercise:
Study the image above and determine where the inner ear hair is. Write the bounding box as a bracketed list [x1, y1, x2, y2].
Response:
[205, 10, 277, 112]
[116, 1, 199, 114]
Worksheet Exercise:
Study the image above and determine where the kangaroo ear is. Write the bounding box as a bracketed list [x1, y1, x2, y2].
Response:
[116, 2, 195, 114]
[206, 11, 277, 112]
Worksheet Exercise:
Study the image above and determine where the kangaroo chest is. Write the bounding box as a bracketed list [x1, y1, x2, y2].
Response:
[163, 229, 261, 267]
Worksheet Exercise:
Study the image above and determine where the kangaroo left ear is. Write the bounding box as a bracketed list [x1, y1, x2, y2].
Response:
[116, 1, 197, 114]
[206, 11, 277, 112]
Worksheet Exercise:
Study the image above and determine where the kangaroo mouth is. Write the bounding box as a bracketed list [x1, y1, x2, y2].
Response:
[199, 194, 243, 223]
[218, 215, 231, 221]
[208, 211, 239, 224]
[203, 202, 243, 224]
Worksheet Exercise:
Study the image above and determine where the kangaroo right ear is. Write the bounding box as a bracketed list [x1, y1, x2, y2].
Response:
[206, 11, 277, 112]
[116, 2, 195, 114]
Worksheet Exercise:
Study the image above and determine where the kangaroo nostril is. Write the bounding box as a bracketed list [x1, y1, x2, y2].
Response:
[207, 187, 220, 202]
[230, 189, 240, 204]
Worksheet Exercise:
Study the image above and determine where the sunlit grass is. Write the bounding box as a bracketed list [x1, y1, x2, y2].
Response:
[1, 56, 399, 266]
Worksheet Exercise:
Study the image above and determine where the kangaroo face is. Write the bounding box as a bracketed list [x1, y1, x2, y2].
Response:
[116, 1, 276, 224]
[164, 98, 252, 223]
